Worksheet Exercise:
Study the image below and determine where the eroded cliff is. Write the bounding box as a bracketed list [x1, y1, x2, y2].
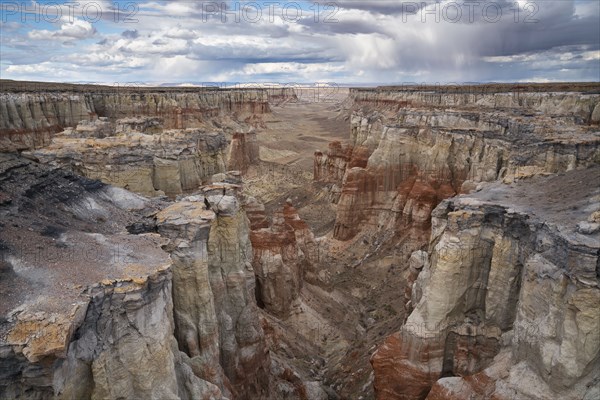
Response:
[0, 154, 279, 399]
[28, 117, 228, 198]
[310, 85, 600, 399]
[0, 80, 295, 152]
[372, 167, 600, 400]
[317, 87, 600, 242]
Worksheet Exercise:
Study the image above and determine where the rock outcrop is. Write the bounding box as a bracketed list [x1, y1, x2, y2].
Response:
[313, 141, 352, 183]
[0, 80, 296, 151]
[248, 198, 304, 318]
[227, 131, 260, 174]
[157, 185, 273, 399]
[311, 85, 600, 400]
[371, 167, 600, 399]
[27, 118, 228, 198]
[0, 153, 184, 399]
[246, 198, 318, 319]
[319, 86, 600, 242]
[0, 154, 276, 399]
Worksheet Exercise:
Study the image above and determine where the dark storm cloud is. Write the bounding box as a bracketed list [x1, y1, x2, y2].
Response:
[188, 41, 341, 63]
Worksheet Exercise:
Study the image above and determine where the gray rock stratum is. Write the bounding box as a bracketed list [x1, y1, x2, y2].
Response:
[28, 118, 229, 198]
[0, 154, 279, 399]
[373, 167, 600, 400]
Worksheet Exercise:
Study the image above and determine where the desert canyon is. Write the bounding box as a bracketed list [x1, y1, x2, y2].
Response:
[0, 80, 599, 400]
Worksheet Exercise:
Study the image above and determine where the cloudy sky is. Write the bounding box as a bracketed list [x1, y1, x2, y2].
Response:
[1, 0, 599, 84]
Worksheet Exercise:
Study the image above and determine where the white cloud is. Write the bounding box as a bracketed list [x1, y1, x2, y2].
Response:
[2, 0, 598, 83]
[28, 18, 96, 41]
[241, 62, 345, 75]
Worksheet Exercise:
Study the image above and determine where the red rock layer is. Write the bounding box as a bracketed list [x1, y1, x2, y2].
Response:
[371, 330, 500, 400]
[371, 332, 444, 400]
[333, 166, 457, 241]
[247, 198, 316, 319]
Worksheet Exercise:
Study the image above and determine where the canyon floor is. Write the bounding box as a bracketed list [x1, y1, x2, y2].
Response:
[247, 92, 347, 230]
[246, 92, 423, 399]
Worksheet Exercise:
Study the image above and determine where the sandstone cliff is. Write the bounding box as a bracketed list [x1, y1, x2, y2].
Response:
[372, 167, 600, 400]
[0, 154, 275, 399]
[28, 118, 228, 198]
[0, 80, 295, 152]
[246, 197, 319, 319]
[227, 131, 260, 174]
[0, 153, 185, 399]
[157, 185, 273, 399]
[312, 85, 600, 399]
[316, 87, 600, 242]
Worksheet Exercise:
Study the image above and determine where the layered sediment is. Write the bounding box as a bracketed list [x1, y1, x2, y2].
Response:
[312, 85, 600, 399]
[316, 87, 600, 242]
[372, 167, 600, 400]
[0, 153, 180, 399]
[0, 80, 295, 152]
[228, 131, 260, 174]
[247, 198, 318, 319]
[28, 118, 228, 198]
[0, 154, 275, 399]
[157, 185, 273, 399]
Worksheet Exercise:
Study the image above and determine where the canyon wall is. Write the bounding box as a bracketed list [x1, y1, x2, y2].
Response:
[0, 81, 295, 152]
[0, 83, 295, 197]
[28, 118, 228, 198]
[316, 86, 600, 399]
[0, 154, 277, 399]
[227, 131, 260, 174]
[316, 87, 600, 242]
[372, 168, 600, 400]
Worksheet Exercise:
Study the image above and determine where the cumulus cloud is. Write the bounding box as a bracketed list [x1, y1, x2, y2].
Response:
[28, 18, 96, 41]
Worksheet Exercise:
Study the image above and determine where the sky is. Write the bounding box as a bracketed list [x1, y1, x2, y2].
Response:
[0, 0, 599, 85]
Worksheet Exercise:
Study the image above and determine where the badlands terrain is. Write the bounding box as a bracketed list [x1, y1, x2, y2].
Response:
[0, 80, 599, 400]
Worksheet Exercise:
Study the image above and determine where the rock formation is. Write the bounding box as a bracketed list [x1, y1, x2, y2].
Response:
[27, 118, 228, 198]
[0, 154, 276, 399]
[313, 85, 600, 399]
[0, 80, 296, 152]
[313, 141, 352, 183]
[246, 197, 319, 319]
[318, 86, 600, 242]
[0, 153, 182, 399]
[372, 167, 600, 400]
[227, 131, 260, 174]
[157, 185, 273, 399]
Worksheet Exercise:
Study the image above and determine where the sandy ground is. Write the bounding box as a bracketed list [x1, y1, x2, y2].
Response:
[244, 90, 350, 235]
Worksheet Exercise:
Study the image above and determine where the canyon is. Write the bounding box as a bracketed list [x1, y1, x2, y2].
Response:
[0, 80, 599, 400]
